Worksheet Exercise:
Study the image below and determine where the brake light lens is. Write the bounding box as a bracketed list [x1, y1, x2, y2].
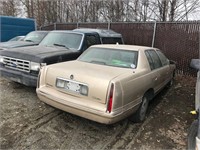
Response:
[107, 83, 114, 113]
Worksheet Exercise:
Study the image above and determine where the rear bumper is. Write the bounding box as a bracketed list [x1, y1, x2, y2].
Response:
[0, 66, 37, 87]
[36, 87, 138, 124]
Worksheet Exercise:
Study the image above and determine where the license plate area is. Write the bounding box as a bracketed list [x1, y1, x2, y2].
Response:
[56, 78, 88, 96]
[65, 81, 80, 93]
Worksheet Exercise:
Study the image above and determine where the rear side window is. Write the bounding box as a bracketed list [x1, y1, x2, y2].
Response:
[101, 37, 123, 44]
[145, 50, 162, 70]
[83, 35, 100, 50]
[156, 50, 169, 66]
[85, 35, 100, 48]
[145, 51, 155, 70]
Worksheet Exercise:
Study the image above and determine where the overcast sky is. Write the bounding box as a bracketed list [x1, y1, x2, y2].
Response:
[188, 8, 200, 20]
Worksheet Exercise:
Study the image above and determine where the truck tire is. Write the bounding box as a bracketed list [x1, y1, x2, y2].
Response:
[188, 120, 198, 150]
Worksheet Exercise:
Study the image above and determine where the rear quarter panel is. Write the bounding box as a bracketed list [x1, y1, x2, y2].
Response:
[113, 50, 154, 112]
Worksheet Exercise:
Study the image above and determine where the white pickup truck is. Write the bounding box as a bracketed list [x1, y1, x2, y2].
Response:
[188, 59, 200, 150]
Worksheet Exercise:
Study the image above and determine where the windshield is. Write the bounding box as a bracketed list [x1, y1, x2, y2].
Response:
[24, 32, 47, 43]
[78, 48, 138, 68]
[40, 32, 83, 50]
[9, 36, 25, 41]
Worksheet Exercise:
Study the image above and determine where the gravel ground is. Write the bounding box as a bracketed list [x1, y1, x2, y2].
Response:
[0, 75, 196, 149]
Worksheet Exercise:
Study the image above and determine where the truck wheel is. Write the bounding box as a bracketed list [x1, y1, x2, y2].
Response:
[129, 95, 149, 123]
[188, 120, 198, 150]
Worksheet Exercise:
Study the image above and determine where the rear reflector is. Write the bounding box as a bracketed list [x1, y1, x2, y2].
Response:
[107, 83, 114, 113]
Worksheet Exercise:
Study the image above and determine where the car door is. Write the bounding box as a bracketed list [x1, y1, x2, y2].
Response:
[145, 50, 163, 93]
[156, 50, 171, 86]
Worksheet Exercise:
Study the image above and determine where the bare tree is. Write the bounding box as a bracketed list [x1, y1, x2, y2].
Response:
[1, 0, 200, 28]
[169, 0, 176, 21]
[148, 0, 200, 21]
[21, 0, 35, 18]
[0, 0, 21, 16]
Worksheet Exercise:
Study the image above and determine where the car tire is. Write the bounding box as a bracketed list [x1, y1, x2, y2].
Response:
[129, 95, 149, 123]
[167, 71, 175, 87]
[167, 78, 174, 87]
[188, 120, 198, 150]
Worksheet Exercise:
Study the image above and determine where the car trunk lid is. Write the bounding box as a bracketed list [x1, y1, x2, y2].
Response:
[45, 61, 129, 104]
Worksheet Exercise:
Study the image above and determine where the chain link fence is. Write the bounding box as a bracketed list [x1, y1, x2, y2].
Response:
[40, 21, 200, 76]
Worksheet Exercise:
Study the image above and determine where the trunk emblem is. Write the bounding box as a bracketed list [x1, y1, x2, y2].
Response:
[70, 75, 74, 80]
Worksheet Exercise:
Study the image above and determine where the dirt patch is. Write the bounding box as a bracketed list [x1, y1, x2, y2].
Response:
[0, 75, 196, 149]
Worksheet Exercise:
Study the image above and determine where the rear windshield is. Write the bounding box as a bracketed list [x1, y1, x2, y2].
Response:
[78, 47, 138, 69]
[101, 37, 123, 44]
[40, 32, 83, 50]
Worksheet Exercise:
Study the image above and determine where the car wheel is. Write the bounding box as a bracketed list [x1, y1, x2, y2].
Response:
[129, 95, 149, 123]
[167, 78, 174, 87]
[188, 120, 198, 150]
[167, 72, 175, 87]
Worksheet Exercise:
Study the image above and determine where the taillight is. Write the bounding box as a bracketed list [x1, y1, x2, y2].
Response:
[107, 83, 114, 113]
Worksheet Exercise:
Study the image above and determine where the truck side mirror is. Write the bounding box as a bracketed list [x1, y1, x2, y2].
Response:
[190, 59, 200, 70]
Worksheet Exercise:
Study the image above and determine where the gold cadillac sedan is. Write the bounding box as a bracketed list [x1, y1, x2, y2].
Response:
[36, 45, 176, 124]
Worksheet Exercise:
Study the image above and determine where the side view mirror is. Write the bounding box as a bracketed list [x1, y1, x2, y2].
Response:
[190, 59, 200, 70]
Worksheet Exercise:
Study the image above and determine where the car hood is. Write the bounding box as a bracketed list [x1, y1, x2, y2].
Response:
[0, 45, 74, 62]
[0, 41, 37, 50]
[45, 61, 130, 104]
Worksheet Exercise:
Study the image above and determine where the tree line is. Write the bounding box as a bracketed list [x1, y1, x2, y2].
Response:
[0, 0, 199, 27]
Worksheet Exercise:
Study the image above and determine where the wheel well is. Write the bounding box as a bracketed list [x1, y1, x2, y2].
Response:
[145, 89, 154, 101]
